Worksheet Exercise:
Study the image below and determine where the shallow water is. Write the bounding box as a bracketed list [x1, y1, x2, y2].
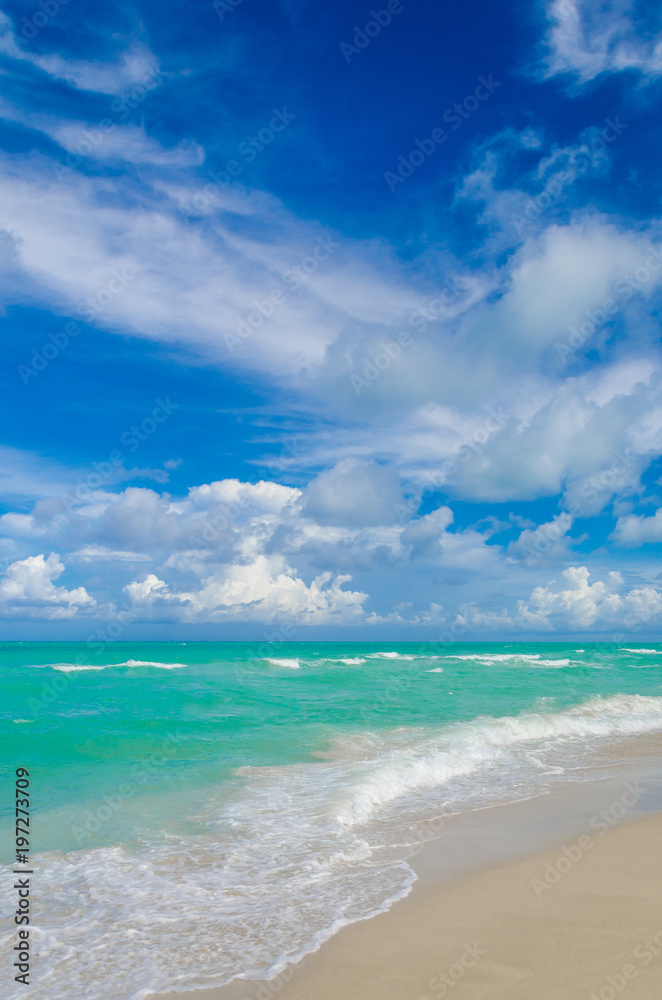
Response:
[1, 641, 661, 999]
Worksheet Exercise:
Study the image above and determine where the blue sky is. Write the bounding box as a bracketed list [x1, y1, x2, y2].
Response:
[1, 0, 662, 638]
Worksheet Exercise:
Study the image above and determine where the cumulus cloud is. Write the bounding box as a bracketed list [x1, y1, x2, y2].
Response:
[301, 459, 404, 526]
[254, 216, 662, 514]
[3, 474, 662, 631]
[516, 565, 662, 629]
[123, 557, 368, 624]
[398, 506, 500, 572]
[0, 475, 506, 625]
[612, 508, 662, 546]
[516, 565, 621, 627]
[460, 221, 662, 361]
[0, 553, 95, 619]
[506, 512, 575, 563]
[450, 364, 660, 507]
[123, 573, 172, 603]
[452, 565, 662, 632]
[400, 506, 455, 556]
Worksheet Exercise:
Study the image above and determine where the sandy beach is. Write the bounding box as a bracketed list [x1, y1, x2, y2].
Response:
[154, 751, 662, 1000]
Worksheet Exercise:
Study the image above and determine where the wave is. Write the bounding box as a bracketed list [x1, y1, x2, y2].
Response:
[426, 667, 445, 673]
[365, 652, 417, 660]
[114, 660, 186, 669]
[12, 834, 415, 1000]
[334, 693, 662, 826]
[311, 657, 368, 665]
[453, 652, 542, 661]
[51, 664, 105, 673]
[263, 656, 368, 668]
[623, 648, 662, 654]
[451, 652, 573, 667]
[8, 691, 662, 1000]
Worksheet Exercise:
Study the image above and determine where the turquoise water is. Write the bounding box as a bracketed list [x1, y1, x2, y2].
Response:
[1, 641, 662, 999]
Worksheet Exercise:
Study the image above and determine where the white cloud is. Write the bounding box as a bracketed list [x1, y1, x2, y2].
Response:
[0, 99, 204, 168]
[457, 130, 610, 246]
[515, 564, 662, 629]
[541, 0, 662, 83]
[0, 153, 423, 378]
[124, 573, 172, 603]
[0, 13, 159, 95]
[612, 508, 662, 546]
[507, 511, 575, 563]
[0, 445, 179, 513]
[123, 556, 368, 624]
[455, 604, 514, 628]
[450, 565, 662, 632]
[516, 565, 620, 627]
[463, 221, 661, 358]
[3, 474, 662, 630]
[250, 217, 662, 512]
[401, 506, 455, 556]
[302, 459, 404, 526]
[70, 545, 152, 562]
[450, 366, 661, 507]
[0, 474, 507, 624]
[2, 103, 662, 519]
[0, 445, 82, 503]
[0, 553, 94, 619]
[398, 506, 500, 571]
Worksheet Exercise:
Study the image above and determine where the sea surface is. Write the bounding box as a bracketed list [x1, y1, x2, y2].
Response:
[1, 641, 662, 1000]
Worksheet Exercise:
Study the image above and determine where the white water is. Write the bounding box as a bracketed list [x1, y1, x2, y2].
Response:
[3, 694, 662, 1000]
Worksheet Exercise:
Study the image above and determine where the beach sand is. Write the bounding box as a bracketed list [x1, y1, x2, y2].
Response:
[154, 752, 662, 1000]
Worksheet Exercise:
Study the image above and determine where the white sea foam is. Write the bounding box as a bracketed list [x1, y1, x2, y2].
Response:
[623, 648, 662, 654]
[331, 693, 662, 827]
[115, 660, 186, 669]
[365, 652, 417, 660]
[532, 658, 572, 667]
[7, 692, 662, 1000]
[264, 657, 301, 669]
[451, 653, 574, 667]
[51, 664, 105, 673]
[426, 667, 444, 673]
[313, 656, 368, 665]
[452, 652, 541, 661]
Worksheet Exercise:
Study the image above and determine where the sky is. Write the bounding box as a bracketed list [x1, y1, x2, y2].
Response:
[1, 0, 662, 639]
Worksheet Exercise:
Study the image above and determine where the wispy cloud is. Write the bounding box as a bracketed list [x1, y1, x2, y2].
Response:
[0, 12, 159, 95]
[540, 0, 662, 83]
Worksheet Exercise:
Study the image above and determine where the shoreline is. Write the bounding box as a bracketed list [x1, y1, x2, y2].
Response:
[152, 733, 662, 1000]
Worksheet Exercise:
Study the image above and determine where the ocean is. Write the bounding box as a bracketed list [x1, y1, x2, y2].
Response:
[1, 641, 662, 1000]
